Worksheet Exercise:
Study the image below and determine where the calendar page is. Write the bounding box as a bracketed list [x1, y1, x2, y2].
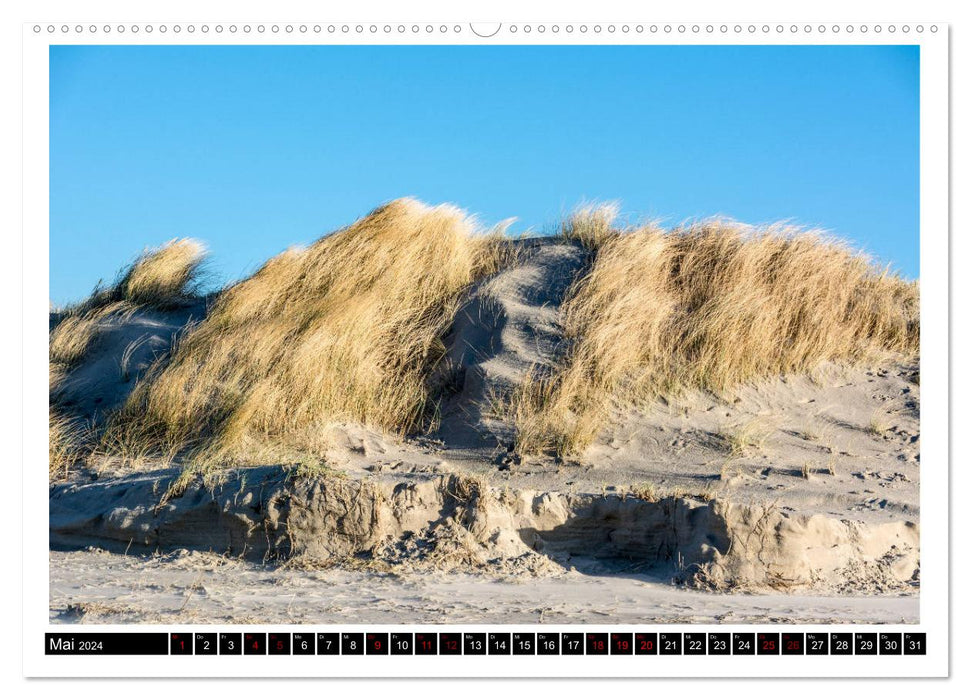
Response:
[21, 7, 950, 679]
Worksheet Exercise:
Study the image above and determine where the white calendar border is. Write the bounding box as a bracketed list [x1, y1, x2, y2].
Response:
[21, 19, 949, 679]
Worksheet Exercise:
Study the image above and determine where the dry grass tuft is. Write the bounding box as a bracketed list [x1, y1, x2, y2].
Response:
[512, 220, 919, 456]
[560, 202, 621, 250]
[628, 481, 660, 502]
[49, 311, 104, 370]
[55, 238, 207, 321]
[867, 409, 892, 436]
[110, 198, 506, 465]
[49, 410, 88, 480]
[720, 419, 775, 458]
[49, 302, 132, 370]
[719, 460, 740, 481]
[115, 238, 207, 309]
[626, 480, 714, 503]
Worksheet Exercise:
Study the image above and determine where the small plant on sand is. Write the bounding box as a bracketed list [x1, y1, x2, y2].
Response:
[719, 459, 740, 481]
[663, 484, 716, 501]
[793, 424, 822, 442]
[447, 473, 489, 505]
[867, 409, 892, 436]
[119, 335, 152, 382]
[666, 486, 693, 500]
[800, 462, 813, 480]
[88, 418, 178, 474]
[696, 486, 716, 502]
[720, 419, 774, 458]
[159, 468, 197, 506]
[629, 481, 660, 502]
[285, 459, 345, 481]
[666, 486, 689, 499]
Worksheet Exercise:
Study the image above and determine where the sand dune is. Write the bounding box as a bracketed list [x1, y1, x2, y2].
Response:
[48, 199, 920, 621]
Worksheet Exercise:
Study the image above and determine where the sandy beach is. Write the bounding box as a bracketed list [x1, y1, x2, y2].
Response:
[50, 548, 917, 625]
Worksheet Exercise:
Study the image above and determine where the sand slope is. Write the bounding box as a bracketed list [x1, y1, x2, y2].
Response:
[434, 239, 588, 450]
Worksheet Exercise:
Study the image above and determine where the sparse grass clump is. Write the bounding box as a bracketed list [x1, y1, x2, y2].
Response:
[867, 409, 892, 436]
[110, 199, 506, 466]
[114, 239, 208, 309]
[49, 410, 88, 479]
[720, 419, 775, 457]
[792, 425, 822, 442]
[512, 219, 919, 456]
[49, 302, 135, 374]
[625, 481, 714, 502]
[629, 481, 659, 502]
[54, 238, 207, 321]
[49, 304, 116, 369]
[719, 460, 739, 481]
[285, 459, 345, 481]
[561, 203, 621, 250]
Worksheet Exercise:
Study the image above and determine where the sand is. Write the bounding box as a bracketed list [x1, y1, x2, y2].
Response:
[50, 548, 917, 625]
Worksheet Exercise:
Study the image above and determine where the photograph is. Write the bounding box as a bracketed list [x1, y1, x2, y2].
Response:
[47, 43, 921, 627]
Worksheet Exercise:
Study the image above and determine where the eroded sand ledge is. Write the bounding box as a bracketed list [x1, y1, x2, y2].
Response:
[50, 466, 918, 594]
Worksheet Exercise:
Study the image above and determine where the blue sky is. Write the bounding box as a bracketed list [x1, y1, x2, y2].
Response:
[50, 45, 919, 305]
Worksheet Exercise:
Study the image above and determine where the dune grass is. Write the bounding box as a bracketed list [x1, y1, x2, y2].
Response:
[55, 238, 207, 321]
[108, 198, 506, 466]
[49, 302, 128, 369]
[511, 213, 920, 456]
[113, 238, 208, 309]
[561, 202, 621, 250]
[49, 410, 88, 479]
